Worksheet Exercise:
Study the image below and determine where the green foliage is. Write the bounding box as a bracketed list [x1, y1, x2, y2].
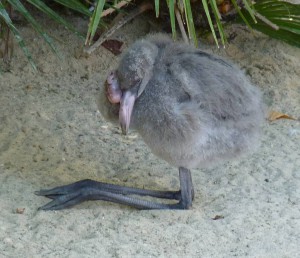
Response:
[239, 0, 300, 47]
[202, 0, 220, 47]
[167, 0, 177, 39]
[85, 0, 106, 45]
[0, 0, 300, 69]
[85, 0, 300, 48]
[0, 1, 36, 68]
[0, 0, 90, 69]
[157, 0, 300, 47]
[184, 0, 197, 46]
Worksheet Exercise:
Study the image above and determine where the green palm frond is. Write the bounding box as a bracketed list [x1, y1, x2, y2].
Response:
[210, 0, 226, 46]
[239, 0, 300, 47]
[167, 0, 177, 39]
[241, 0, 256, 23]
[1, 0, 300, 70]
[52, 0, 91, 16]
[161, 0, 299, 47]
[9, 0, 58, 54]
[183, 0, 197, 46]
[0, 1, 36, 69]
[155, 0, 160, 17]
[0, 0, 90, 69]
[85, 0, 106, 45]
[231, 0, 252, 29]
[27, 0, 86, 37]
[197, 0, 299, 47]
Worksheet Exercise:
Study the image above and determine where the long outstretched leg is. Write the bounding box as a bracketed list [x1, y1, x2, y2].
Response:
[35, 167, 194, 210]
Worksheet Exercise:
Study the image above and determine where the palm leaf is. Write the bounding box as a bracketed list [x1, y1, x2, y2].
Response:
[83, 0, 300, 49]
[202, 0, 219, 47]
[241, 0, 256, 23]
[8, 0, 58, 54]
[85, 0, 106, 45]
[155, 0, 160, 17]
[239, 0, 300, 47]
[209, 0, 226, 46]
[167, 0, 177, 39]
[231, 0, 252, 29]
[184, 0, 197, 46]
[52, 0, 91, 16]
[0, 0, 91, 67]
[2, 0, 300, 70]
[0, 2, 36, 69]
[27, 0, 84, 38]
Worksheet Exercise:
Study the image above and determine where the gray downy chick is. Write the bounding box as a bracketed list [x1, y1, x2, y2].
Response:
[36, 34, 265, 210]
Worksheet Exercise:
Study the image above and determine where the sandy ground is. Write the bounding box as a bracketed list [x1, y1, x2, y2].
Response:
[0, 12, 300, 258]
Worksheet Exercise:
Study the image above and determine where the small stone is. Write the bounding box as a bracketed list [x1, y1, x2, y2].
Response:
[16, 207, 25, 214]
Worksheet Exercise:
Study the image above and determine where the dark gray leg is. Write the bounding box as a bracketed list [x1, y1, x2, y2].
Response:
[178, 167, 194, 209]
[35, 167, 194, 210]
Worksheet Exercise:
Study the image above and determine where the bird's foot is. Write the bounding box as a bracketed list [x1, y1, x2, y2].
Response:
[35, 168, 194, 210]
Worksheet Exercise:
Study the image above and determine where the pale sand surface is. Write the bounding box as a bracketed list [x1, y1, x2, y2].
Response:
[0, 14, 299, 257]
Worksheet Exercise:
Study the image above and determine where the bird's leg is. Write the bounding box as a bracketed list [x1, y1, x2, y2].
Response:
[178, 167, 194, 208]
[35, 167, 194, 210]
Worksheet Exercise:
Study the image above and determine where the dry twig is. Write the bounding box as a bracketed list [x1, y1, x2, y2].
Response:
[84, 2, 153, 55]
[175, 5, 189, 44]
[101, 0, 132, 18]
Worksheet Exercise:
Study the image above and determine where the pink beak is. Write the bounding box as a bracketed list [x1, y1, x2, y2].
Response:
[119, 90, 137, 135]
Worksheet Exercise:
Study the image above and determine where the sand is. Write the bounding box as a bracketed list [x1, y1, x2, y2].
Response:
[0, 12, 299, 258]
